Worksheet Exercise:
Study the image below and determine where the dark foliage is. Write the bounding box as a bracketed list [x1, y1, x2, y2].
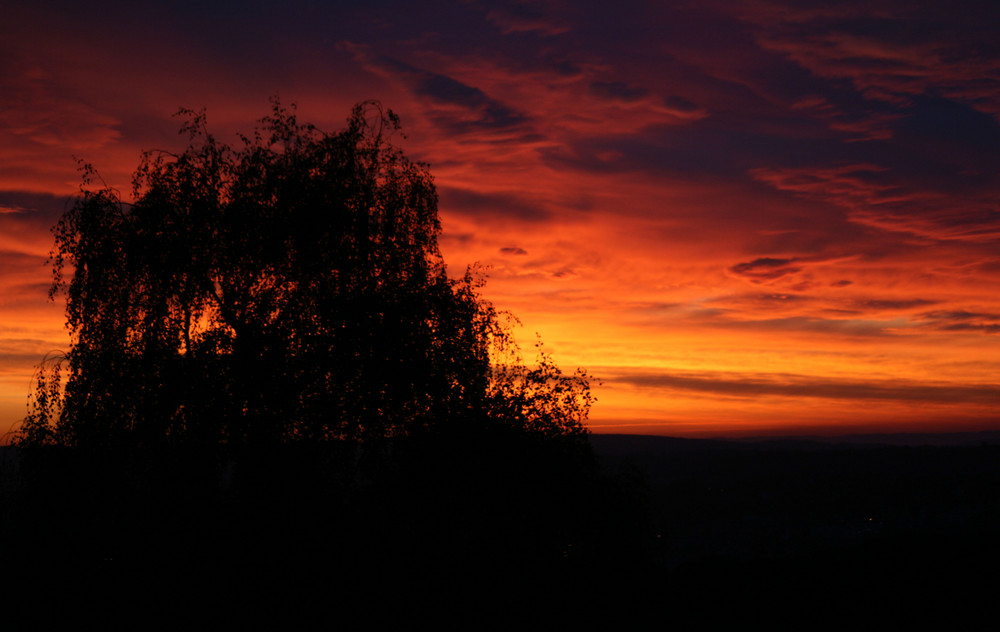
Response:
[0, 102, 661, 628]
[3, 102, 634, 624]
[17, 100, 594, 449]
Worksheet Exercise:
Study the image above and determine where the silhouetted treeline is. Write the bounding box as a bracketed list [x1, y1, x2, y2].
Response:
[4, 100, 621, 625]
[19, 100, 594, 450]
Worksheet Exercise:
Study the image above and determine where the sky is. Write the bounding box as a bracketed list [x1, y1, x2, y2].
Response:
[3, 0, 1000, 440]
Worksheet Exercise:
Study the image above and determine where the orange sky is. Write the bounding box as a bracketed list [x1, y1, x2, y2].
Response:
[3, 0, 1000, 441]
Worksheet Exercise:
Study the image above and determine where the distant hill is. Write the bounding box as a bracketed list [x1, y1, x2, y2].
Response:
[588, 429, 1000, 456]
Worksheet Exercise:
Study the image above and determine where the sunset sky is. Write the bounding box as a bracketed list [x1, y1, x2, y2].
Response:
[3, 0, 1000, 440]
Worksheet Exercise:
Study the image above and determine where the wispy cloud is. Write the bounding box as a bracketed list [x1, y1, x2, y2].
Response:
[737, 0, 1000, 119]
[339, 42, 529, 135]
[608, 368, 1000, 405]
[752, 162, 1000, 243]
[438, 187, 552, 223]
[729, 257, 802, 282]
[917, 309, 1000, 334]
[485, 1, 571, 36]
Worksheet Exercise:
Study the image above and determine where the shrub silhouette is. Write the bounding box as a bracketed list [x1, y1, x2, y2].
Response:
[18, 100, 595, 450]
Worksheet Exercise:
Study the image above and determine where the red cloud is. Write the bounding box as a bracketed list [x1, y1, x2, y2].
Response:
[728, 257, 802, 282]
[741, 3, 1000, 120]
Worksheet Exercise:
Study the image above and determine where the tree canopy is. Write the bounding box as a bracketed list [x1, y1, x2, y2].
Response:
[18, 100, 594, 449]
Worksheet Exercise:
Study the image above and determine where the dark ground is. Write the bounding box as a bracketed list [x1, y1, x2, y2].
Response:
[2, 432, 999, 627]
[591, 433, 1000, 626]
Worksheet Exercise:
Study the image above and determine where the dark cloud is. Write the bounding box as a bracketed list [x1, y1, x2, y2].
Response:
[850, 298, 938, 312]
[850, 203, 1000, 243]
[728, 257, 802, 282]
[542, 117, 843, 180]
[439, 231, 475, 246]
[723, 4, 1000, 251]
[938, 323, 1000, 334]
[0, 350, 53, 370]
[486, 2, 570, 36]
[918, 310, 1000, 333]
[704, 293, 940, 322]
[340, 43, 528, 133]
[707, 292, 814, 308]
[0, 339, 66, 391]
[719, 316, 897, 337]
[0, 253, 50, 307]
[499, 246, 528, 255]
[750, 163, 892, 204]
[895, 95, 1000, 163]
[610, 369, 1000, 405]
[414, 71, 494, 109]
[633, 301, 686, 314]
[0, 42, 115, 150]
[439, 187, 551, 222]
[0, 192, 71, 262]
[789, 93, 901, 142]
[922, 309, 1000, 321]
[589, 81, 649, 103]
[739, 0, 1000, 119]
[752, 145, 1000, 244]
[663, 95, 701, 114]
[0, 251, 46, 271]
[0, 191, 71, 220]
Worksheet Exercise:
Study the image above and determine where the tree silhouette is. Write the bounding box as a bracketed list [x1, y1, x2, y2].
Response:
[18, 100, 594, 450]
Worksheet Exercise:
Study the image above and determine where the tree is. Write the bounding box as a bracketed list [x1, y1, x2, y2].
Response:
[18, 100, 594, 449]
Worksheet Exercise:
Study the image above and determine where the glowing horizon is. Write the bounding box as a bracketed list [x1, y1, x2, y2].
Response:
[4, 0, 1000, 441]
